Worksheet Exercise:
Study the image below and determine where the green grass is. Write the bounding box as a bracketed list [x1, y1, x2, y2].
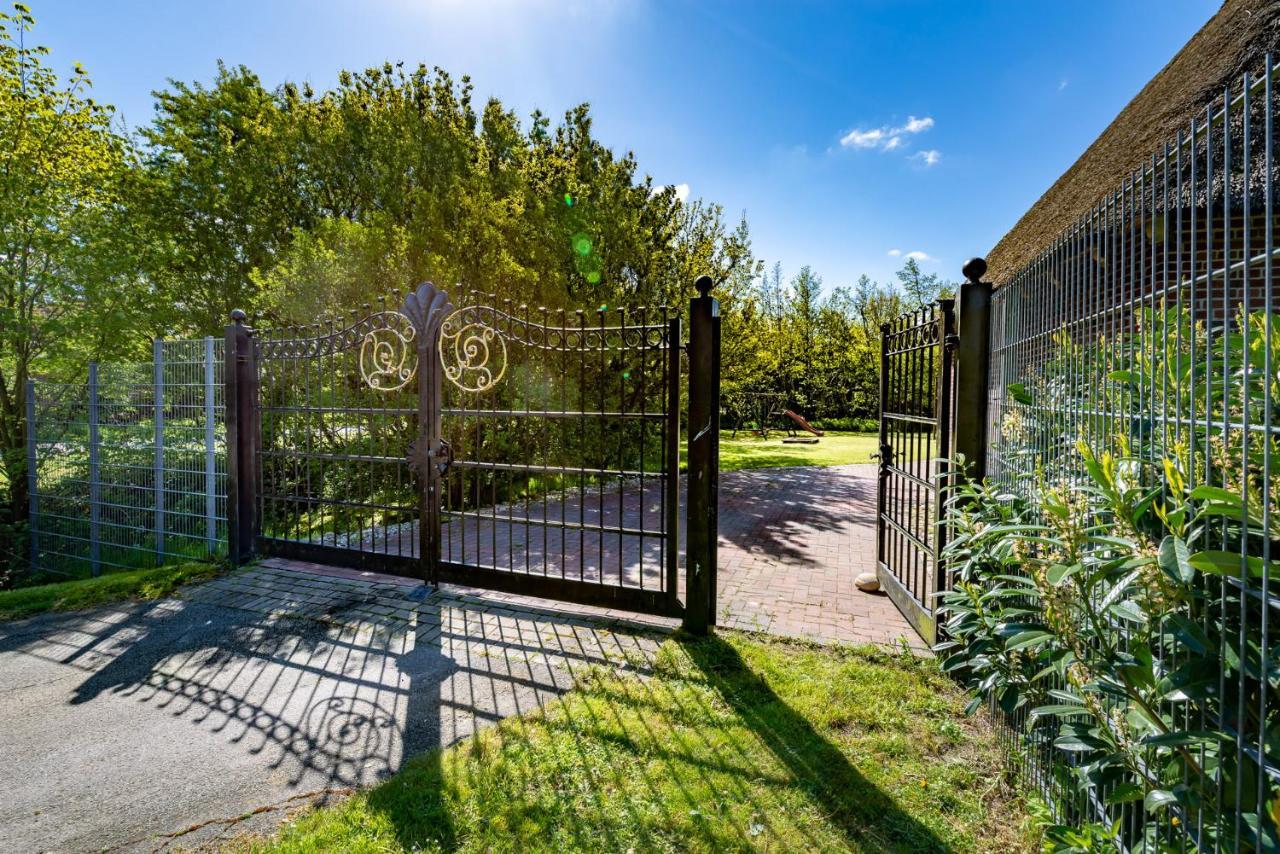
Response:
[718, 430, 878, 472]
[0, 561, 224, 621]
[238, 632, 1033, 853]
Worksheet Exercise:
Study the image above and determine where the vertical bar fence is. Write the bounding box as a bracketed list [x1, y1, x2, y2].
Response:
[24, 338, 228, 580]
[980, 54, 1280, 851]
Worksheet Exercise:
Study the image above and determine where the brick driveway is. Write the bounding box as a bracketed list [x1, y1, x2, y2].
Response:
[332, 462, 921, 650]
[715, 463, 922, 649]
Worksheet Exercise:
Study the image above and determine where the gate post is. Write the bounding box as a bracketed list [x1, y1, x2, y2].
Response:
[225, 310, 258, 564]
[684, 275, 720, 634]
[954, 258, 992, 482]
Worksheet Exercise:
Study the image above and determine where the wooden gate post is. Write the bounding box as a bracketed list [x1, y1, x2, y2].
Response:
[225, 309, 258, 564]
[684, 275, 720, 634]
[954, 258, 992, 482]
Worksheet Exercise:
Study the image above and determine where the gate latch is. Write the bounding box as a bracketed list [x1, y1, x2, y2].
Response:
[408, 437, 455, 479]
[433, 439, 454, 477]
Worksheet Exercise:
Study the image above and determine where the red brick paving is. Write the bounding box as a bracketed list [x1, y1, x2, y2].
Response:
[262, 463, 924, 651]
[715, 463, 924, 650]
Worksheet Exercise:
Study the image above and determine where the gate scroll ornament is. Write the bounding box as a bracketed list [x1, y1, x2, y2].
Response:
[358, 289, 508, 396]
[438, 309, 507, 393]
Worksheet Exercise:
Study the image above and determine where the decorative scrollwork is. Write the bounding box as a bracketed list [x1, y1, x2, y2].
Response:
[439, 309, 508, 392]
[355, 282, 453, 393]
[360, 321, 417, 391]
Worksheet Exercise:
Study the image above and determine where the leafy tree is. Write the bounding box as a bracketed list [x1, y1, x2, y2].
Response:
[895, 257, 953, 309]
[0, 4, 147, 576]
[136, 62, 309, 332]
[852, 273, 906, 333]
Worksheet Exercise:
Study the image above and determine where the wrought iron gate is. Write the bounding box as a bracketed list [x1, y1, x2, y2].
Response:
[876, 299, 956, 644]
[226, 281, 719, 623]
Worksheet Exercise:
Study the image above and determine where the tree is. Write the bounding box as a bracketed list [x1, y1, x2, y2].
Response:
[894, 257, 953, 309]
[0, 4, 145, 577]
[136, 62, 308, 333]
[852, 273, 906, 333]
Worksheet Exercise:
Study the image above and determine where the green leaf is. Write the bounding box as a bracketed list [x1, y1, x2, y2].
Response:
[1164, 614, 1210, 655]
[1030, 704, 1090, 720]
[1158, 535, 1194, 585]
[1007, 382, 1033, 405]
[1105, 782, 1146, 804]
[1053, 734, 1107, 752]
[1005, 630, 1054, 651]
[1099, 569, 1141, 613]
[1141, 730, 1227, 747]
[1046, 563, 1082, 585]
[1188, 485, 1241, 504]
[1189, 550, 1269, 578]
[1144, 789, 1178, 811]
[1109, 599, 1148, 624]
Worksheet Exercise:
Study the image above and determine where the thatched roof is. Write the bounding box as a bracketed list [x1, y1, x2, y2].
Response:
[986, 0, 1280, 285]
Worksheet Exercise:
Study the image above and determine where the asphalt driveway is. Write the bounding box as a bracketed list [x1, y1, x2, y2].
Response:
[0, 574, 658, 852]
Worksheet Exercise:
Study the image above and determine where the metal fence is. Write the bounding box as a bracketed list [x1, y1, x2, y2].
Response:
[986, 56, 1278, 849]
[27, 338, 227, 579]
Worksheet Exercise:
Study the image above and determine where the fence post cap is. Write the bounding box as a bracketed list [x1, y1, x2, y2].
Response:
[230, 309, 247, 324]
[962, 257, 987, 283]
[694, 275, 714, 298]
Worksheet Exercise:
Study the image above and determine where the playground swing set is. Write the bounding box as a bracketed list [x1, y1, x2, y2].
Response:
[726, 391, 824, 443]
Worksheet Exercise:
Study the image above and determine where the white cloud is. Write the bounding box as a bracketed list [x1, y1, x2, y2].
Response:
[840, 127, 887, 149]
[839, 114, 934, 153]
[906, 251, 936, 262]
[887, 248, 902, 257]
[650, 183, 690, 203]
[912, 149, 941, 167]
[903, 116, 934, 134]
[1058, 78, 1069, 91]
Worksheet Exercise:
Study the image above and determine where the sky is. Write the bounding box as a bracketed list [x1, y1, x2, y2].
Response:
[31, 0, 1221, 290]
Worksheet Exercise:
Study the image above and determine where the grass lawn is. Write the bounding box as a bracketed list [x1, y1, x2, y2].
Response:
[0, 562, 223, 621]
[238, 632, 1033, 853]
[718, 430, 877, 472]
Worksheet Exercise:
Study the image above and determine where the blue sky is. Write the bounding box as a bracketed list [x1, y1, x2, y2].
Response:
[34, 0, 1219, 290]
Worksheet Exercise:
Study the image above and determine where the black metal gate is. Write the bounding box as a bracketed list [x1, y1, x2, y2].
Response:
[226, 281, 721, 625]
[876, 299, 956, 643]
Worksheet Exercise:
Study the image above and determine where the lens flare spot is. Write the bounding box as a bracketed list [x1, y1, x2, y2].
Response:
[564, 193, 574, 207]
[587, 271, 602, 284]
[622, 371, 631, 380]
[572, 233, 592, 257]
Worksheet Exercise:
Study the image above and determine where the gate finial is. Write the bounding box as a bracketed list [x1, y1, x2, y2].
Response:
[401, 282, 454, 341]
[962, 257, 987, 283]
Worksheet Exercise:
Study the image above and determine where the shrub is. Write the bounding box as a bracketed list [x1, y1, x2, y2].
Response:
[936, 443, 1278, 852]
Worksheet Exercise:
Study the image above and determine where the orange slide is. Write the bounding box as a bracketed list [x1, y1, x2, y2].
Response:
[783, 409, 824, 436]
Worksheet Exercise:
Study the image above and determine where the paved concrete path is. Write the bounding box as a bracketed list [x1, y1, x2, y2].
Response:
[0, 567, 660, 852]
